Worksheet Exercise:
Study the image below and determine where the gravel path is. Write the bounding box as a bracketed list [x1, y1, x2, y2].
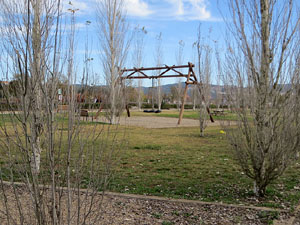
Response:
[96, 116, 232, 128]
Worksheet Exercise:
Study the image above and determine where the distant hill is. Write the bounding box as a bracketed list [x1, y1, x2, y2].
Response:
[141, 82, 292, 100]
[142, 82, 225, 100]
[74, 82, 291, 101]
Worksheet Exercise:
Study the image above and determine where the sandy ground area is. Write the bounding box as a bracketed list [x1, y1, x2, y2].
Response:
[96, 116, 231, 129]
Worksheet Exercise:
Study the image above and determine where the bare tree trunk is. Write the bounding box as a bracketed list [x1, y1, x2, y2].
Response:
[192, 86, 197, 111]
[132, 26, 147, 111]
[30, 0, 43, 176]
[175, 40, 185, 110]
[154, 33, 163, 111]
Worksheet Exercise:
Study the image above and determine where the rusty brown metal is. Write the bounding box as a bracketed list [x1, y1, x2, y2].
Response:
[119, 63, 197, 84]
[178, 63, 193, 125]
[118, 62, 214, 124]
[124, 75, 189, 79]
[121, 64, 194, 72]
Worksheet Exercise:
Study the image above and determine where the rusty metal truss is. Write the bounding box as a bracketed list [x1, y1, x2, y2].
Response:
[119, 63, 198, 84]
[119, 62, 214, 125]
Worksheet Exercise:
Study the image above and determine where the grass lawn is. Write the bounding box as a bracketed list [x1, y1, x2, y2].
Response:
[0, 113, 299, 210]
[109, 125, 300, 210]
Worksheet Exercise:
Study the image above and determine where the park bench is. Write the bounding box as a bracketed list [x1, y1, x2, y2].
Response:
[212, 109, 225, 116]
[80, 109, 91, 121]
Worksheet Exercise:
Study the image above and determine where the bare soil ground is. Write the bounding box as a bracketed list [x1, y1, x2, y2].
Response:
[99, 194, 290, 225]
[96, 116, 231, 128]
[0, 184, 293, 225]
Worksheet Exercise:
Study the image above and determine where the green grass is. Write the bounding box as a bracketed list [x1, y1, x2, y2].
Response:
[108, 125, 300, 209]
[110, 126, 249, 202]
[0, 114, 299, 211]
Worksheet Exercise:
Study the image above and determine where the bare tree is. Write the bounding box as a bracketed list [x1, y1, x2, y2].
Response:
[154, 32, 163, 111]
[132, 26, 147, 111]
[214, 43, 223, 109]
[97, 0, 130, 124]
[175, 40, 185, 110]
[193, 25, 212, 137]
[223, 0, 300, 196]
[0, 0, 123, 224]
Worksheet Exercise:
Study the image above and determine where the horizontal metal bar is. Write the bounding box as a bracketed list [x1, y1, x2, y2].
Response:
[121, 63, 194, 72]
[121, 74, 191, 79]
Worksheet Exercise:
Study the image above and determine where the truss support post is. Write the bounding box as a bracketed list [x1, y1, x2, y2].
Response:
[125, 104, 130, 117]
[178, 63, 192, 125]
[178, 83, 188, 125]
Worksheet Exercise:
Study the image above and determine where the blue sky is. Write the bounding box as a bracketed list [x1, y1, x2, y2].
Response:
[65, 0, 227, 86]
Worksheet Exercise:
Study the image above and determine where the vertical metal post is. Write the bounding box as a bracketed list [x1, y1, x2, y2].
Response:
[151, 79, 155, 110]
[178, 63, 192, 125]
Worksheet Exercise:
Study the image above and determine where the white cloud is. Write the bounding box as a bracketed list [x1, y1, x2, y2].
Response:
[124, 0, 153, 17]
[153, 0, 212, 21]
[61, 0, 213, 21]
[165, 0, 184, 16]
[185, 0, 211, 20]
[64, 0, 152, 18]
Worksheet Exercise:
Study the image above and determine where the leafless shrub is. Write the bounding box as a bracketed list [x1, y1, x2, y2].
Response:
[174, 40, 185, 110]
[193, 25, 212, 137]
[222, 0, 300, 196]
[132, 26, 147, 111]
[0, 0, 125, 224]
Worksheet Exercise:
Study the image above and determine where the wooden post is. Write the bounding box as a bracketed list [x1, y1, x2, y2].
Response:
[178, 63, 192, 125]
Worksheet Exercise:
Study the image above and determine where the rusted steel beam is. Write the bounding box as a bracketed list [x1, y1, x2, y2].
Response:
[126, 71, 136, 78]
[125, 70, 149, 79]
[121, 63, 194, 72]
[156, 68, 171, 77]
[121, 74, 189, 79]
[178, 64, 193, 125]
[119, 62, 206, 125]
[164, 65, 185, 76]
[137, 70, 149, 78]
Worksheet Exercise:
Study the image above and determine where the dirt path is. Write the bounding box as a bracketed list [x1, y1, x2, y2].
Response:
[96, 116, 234, 128]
